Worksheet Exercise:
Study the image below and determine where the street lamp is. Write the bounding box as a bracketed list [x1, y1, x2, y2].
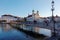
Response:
[51, 0, 56, 36]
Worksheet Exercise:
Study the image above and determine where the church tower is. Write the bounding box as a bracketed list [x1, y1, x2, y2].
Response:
[32, 10, 34, 14]
[36, 10, 39, 16]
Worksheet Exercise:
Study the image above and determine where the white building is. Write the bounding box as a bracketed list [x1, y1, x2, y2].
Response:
[37, 17, 47, 22]
[26, 10, 40, 21]
[0, 14, 23, 31]
[26, 10, 47, 22]
[1, 14, 22, 22]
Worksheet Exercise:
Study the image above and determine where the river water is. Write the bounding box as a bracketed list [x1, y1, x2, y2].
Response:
[0, 24, 35, 40]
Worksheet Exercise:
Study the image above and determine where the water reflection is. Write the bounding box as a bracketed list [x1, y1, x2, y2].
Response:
[0, 24, 35, 40]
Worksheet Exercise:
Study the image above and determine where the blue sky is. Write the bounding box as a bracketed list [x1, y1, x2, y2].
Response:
[0, 0, 60, 17]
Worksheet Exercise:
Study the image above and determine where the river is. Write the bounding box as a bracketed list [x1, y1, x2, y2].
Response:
[0, 24, 35, 40]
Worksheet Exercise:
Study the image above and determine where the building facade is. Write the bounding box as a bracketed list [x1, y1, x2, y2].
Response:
[26, 10, 47, 22]
[1, 14, 22, 22]
[26, 10, 40, 21]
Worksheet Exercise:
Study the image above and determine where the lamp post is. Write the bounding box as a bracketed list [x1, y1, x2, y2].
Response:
[51, 0, 56, 36]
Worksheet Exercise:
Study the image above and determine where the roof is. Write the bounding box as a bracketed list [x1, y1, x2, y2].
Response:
[27, 13, 37, 17]
[2, 14, 20, 18]
[28, 15, 32, 17]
